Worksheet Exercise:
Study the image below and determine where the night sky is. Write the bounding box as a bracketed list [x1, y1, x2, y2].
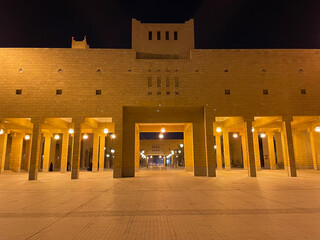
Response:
[0, 0, 319, 49]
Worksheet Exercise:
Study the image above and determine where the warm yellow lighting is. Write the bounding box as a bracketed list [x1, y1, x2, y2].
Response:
[83, 134, 88, 140]
[104, 128, 109, 134]
[111, 134, 116, 139]
[25, 135, 30, 140]
[161, 128, 166, 133]
[54, 134, 60, 140]
[214, 145, 217, 149]
[315, 126, 320, 132]
[180, 144, 184, 148]
[159, 133, 164, 139]
[178, 150, 181, 153]
[233, 133, 238, 139]
[111, 149, 115, 153]
[216, 127, 222, 133]
[252, 127, 255, 132]
[150, 155, 153, 158]
[0, 129, 4, 135]
[106, 154, 110, 158]
[260, 133, 266, 138]
[171, 150, 174, 154]
[68, 129, 74, 134]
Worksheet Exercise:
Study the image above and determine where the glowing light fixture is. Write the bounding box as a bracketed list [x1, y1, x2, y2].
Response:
[233, 133, 238, 139]
[159, 133, 164, 139]
[111, 149, 115, 153]
[315, 126, 320, 132]
[180, 144, 184, 148]
[214, 145, 217, 149]
[216, 127, 222, 133]
[106, 154, 110, 158]
[0, 129, 4, 135]
[171, 150, 174, 154]
[178, 150, 181, 153]
[104, 128, 109, 134]
[111, 134, 116, 139]
[25, 135, 31, 140]
[68, 129, 74, 134]
[141, 150, 145, 153]
[150, 155, 153, 158]
[54, 134, 60, 140]
[260, 133, 266, 138]
[161, 127, 166, 133]
[252, 127, 255, 132]
[83, 134, 88, 140]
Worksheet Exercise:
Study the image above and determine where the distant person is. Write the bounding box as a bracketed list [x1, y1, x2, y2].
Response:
[67, 162, 71, 171]
[49, 162, 53, 172]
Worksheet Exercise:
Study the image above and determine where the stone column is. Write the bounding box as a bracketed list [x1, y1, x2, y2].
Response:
[244, 118, 256, 177]
[253, 131, 261, 170]
[71, 120, 82, 179]
[184, 123, 194, 172]
[99, 135, 105, 172]
[23, 139, 32, 171]
[223, 131, 231, 170]
[267, 132, 277, 170]
[60, 131, 69, 173]
[283, 117, 297, 177]
[0, 131, 8, 174]
[113, 116, 123, 178]
[309, 130, 320, 170]
[135, 124, 140, 172]
[240, 131, 249, 170]
[204, 107, 216, 177]
[92, 131, 100, 173]
[215, 134, 222, 170]
[29, 120, 43, 180]
[10, 132, 24, 172]
[193, 120, 207, 176]
[280, 127, 289, 171]
[42, 133, 51, 172]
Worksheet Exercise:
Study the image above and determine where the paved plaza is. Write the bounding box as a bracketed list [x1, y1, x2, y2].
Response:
[0, 169, 319, 240]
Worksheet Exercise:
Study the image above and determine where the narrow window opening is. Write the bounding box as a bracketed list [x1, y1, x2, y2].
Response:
[174, 31, 178, 40]
[148, 77, 152, 88]
[56, 89, 62, 95]
[166, 77, 170, 87]
[166, 31, 169, 40]
[166, 91, 170, 95]
[148, 31, 152, 40]
[225, 90, 231, 95]
[16, 89, 22, 95]
[175, 77, 179, 87]
[96, 90, 102, 95]
[263, 89, 269, 95]
[157, 31, 161, 40]
[301, 89, 306, 94]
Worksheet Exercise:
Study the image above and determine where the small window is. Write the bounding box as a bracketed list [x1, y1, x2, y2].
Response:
[225, 90, 231, 95]
[157, 77, 161, 87]
[166, 31, 169, 40]
[301, 89, 306, 95]
[166, 77, 170, 87]
[157, 91, 161, 95]
[175, 77, 179, 87]
[174, 31, 178, 40]
[157, 31, 161, 40]
[56, 89, 62, 95]
[175, 91, 179, 95]
[148, 31, 152, 40]
[148, 77, 152, 88]
[148, 91, 152, 96]
[166, 91, 170, 95]
[263, 89, 269, 95]
[16, 89, 22, 95]
[96, 90, 102, 95]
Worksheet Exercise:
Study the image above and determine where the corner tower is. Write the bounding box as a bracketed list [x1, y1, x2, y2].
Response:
[132, 18, 194, 59]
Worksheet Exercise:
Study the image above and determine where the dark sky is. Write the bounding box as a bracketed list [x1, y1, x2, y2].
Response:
[0, 0, 319, 49]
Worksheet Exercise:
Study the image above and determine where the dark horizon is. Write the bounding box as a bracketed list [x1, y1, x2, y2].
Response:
[0, 0, 319, 49]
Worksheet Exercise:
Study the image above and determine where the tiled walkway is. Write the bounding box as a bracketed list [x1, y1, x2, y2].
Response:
[0, 169, 319, 240]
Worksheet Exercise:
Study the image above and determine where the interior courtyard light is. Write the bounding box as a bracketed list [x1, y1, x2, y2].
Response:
[111, 149, 115, 153]
[0, 129, 4, 135]
[104, 128, 109, 134]
[25, 135, 30, 140]
[159, 133, 164, 139]
[111, 134, 116, 139]
[68, 129, 74, 134]
[252, 127, 255, 132]
[260, 133, 266, 138]
[214, 145, 217, 149]
[315, 126, 320, 132]
[54, 134, 60, 140]
[161, 127, 165, 133]
[180, 144, 184, 148]
[216, 127, 222, 133]
[171, 150, 174, 154]
[83, 134, 88, 140]
[233, 133, 238, 138]
[178, 150, 181, 153]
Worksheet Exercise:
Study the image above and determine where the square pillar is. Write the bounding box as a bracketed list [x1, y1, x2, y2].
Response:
[92, 131, 100, 173]
[267, 132, 277, 170]
[309, 131, 320, 170]
[60, 131, 69, 173]
[0, 131, 8, 174]
[113, 117, 123, 178]
[253, 131, 261, 170]
[204, 108, 216, 177]
[10, 133, 24, 173]
[23, 139, 32, 171]
[28, 120, 43, 180]
[193, 120, 207, 176]
[71, 121, 82, 179]
[184, 123, 194, 172]
[215, 134, 223, 170]
[223, 131, 231, 170]
[135, 124, 140, 172]
[244, 118, 256, 177]
[99, 135, 105, 172]
[283, 117, 297, 177]
[42, 134, 51, 172]
[240, 131, 249, 170]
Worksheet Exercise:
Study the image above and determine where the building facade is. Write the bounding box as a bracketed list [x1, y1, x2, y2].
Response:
[0, 19, 320, 180]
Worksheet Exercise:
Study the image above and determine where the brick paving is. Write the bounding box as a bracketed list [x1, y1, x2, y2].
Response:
[0, 169, 319, 240]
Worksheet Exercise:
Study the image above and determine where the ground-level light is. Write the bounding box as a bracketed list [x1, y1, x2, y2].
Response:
[159, 133, 164, 139]
[68, 129, 74, 134]
[83, 134, 88, 140]
[216, 127, 222, 133]
[180, 144, 184, 148]
[260, 133, 266, 138]
[315, 126, 320, 132]
[25, 134, 31, 140]
[104, 128, 109, 134]
[54, 134, 60, 140]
